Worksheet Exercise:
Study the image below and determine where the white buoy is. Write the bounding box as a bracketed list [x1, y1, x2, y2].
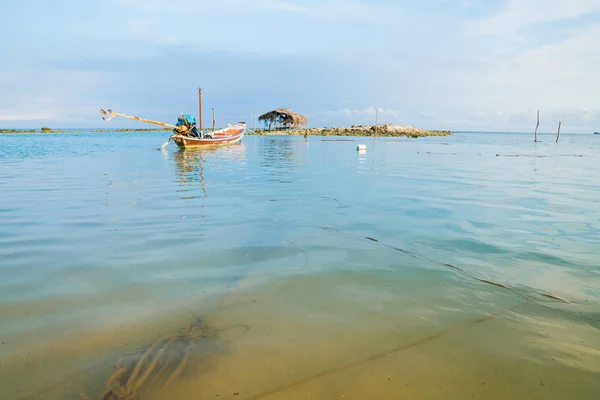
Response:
[357, 144, 367, 151]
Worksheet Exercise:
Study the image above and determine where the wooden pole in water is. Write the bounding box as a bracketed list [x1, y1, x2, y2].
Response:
[556, 121, 562, 143]
[197, 88, 203, 131]
[212, 108, 216, 131]
[534, 110, 540, 142]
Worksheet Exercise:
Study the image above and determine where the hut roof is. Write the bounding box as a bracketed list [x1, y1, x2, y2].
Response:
[258, 108, 308, 127]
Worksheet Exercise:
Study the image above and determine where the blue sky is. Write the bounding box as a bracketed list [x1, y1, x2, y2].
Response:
[1, 0, 599, 132]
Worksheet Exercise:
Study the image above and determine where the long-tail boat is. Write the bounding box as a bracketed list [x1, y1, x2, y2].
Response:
[99, 109, 245, 149]
[171, 122, 246, 148]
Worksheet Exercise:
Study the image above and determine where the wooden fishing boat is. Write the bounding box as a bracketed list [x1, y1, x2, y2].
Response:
[99, 109, 246, 149]
[171, 123, 246, 148]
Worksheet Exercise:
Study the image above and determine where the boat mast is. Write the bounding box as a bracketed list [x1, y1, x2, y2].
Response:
[198, 88, 203, 131]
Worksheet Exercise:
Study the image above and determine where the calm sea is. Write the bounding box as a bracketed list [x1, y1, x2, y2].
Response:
[1, 131, 599, 400]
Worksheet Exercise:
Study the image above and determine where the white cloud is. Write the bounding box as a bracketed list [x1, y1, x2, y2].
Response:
[113, 0, 378, 22]
[434, 108, 600, 132]
[212, 0, 308, 13]
[390, 21, 599, 132]
[115, 0, 327, 15]
[157, 36, 178, 45]
[468, 0, 600, 36]
[264, 0, 307, 13]
[97, 0, 381, 59]
[0, 67, 116, 127]
[309, 0, 380, 20]
[476, 23, 600, 108]
[437, 0, 480, 8]
[322, 107, 404, 126]
[0, 113, 55, 122]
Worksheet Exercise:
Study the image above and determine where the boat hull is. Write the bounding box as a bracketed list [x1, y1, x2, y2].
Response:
[172, 124, 246, 148]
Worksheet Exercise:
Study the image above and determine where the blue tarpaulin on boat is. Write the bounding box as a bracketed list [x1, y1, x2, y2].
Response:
[175, 114, 200, 137]
[176, 114, 196, 127]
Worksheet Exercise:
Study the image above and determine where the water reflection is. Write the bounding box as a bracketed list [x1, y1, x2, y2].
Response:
[173, 148, 209, 202]
[260, 138, 302, 175]
[173, 149, 207, 181]
[172, 144, 248, 196]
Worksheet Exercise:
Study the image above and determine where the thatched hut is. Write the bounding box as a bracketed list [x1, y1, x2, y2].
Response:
[258, 108, 308, 130]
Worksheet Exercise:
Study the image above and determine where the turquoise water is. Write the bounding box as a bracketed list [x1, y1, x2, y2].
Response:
[1, 131, 599, 399]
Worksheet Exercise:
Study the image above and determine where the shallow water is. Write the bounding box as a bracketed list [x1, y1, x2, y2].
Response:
[1, 131, 599, 399]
